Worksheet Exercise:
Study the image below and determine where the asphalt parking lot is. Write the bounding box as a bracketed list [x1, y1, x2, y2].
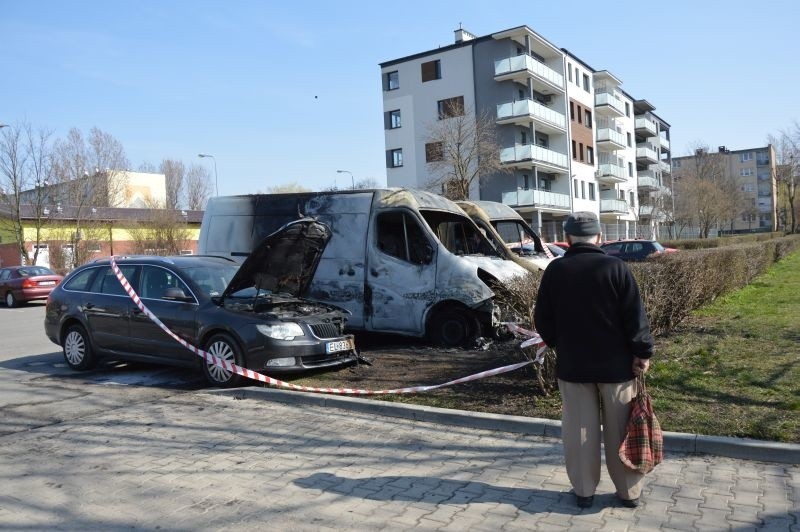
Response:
[1, 303, 798, 530]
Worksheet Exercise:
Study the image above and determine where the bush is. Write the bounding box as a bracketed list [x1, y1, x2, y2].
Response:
[662, 231, 784, 250]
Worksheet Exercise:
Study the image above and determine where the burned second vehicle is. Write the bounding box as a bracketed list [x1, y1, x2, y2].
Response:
[198, 188, 528, 346]
[44, 219, 357, 387]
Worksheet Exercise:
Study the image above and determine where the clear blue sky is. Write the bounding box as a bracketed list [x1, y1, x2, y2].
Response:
[3, 0, 798, 195]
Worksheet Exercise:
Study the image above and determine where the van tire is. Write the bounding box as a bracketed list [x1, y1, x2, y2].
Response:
[429, 307, 479, 347]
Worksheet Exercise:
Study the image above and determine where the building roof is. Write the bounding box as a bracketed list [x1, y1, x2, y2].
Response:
[1, 204, 204, 224]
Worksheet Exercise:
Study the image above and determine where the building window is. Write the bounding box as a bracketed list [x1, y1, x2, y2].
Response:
[573, 178, 579, 198]
[577, 107, 582, 124]
[579, 143, 584, 161]
[572, 140, 577, 160]
[586, 146, 594, 164]
[628, 162, 633, 177]
[740, 152, 753, 162]
[589, 182, 596, 200]
[585, 110, 592, 129]
[627, 132, 632, 147]
[624, 102, 630, 117]
[574, 67, 580, 85]
[583, 74, 590, 92]
[522, 174, 530, 190]
[568, 63, 573, 82]
[570, 102, 575, 121]
[740, 168, 754, 176]
[437, 96, 465, 119]
[581, 180, 586, 199]
[387, 109, 401, 129]
[630, 191, 635, 206]
[385, 71, 399, 91]
[421, 59, 441, 82]
[387, 148, 403, 168]
[674, 160, 682, 168]
[425, 142, 443, 162]
[520, 131, 527, 144]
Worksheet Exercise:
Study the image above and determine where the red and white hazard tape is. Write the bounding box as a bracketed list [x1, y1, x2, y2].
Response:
[110, 257, 539, 395]
[502, 322, 548, 364]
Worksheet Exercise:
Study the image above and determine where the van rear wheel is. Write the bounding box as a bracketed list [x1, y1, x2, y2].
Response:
[429, 307, 479, 347]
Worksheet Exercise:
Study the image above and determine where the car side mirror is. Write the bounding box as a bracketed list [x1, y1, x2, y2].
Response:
[162, 287, 193, 302]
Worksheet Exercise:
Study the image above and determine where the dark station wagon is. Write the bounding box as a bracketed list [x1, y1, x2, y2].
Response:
[44, 219, 358, 386]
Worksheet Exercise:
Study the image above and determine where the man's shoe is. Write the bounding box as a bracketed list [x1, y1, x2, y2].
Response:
[619, 496, 640, 508]
[576, 495, 594, 508]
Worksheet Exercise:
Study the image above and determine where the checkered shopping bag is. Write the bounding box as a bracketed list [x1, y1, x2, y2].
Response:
[619, 375, 663, 474]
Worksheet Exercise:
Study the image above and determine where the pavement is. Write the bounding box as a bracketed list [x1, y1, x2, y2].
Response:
[1, 384, 797, 531]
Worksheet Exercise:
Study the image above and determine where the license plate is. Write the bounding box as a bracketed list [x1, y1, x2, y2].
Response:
[326, 338, 354, 354]
[39, 281, 56, 286]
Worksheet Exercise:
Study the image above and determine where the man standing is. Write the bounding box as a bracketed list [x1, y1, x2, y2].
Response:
[534, 212, 653, 509]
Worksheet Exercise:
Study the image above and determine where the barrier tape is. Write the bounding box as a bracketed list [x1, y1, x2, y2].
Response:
[109, 257, 543, 394]
[502, 322, 548, 364]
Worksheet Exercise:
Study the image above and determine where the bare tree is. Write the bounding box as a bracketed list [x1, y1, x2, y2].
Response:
[138, 161, 158, 173]
[673, 145, 732, 237]
[127, 197, 192, 255]
[770, 123, 800, 233]
[0, 121, 55, 265]
[183, 164, 214, 210]
[424, 101, 505, 200]
[265, 182, 311, 193]
[159, 159, 185, 209]
[354, 177, 380, 189]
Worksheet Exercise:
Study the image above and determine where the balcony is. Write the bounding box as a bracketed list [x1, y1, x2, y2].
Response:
[597, 163, 626, 184]
[659, 136, 670, 152]
[636, 143, 658, 163]
[494, 55, 564, 91]
[496, 99, 566, 133]
[596, 126, 625, 149]
[634, 116, 657, 136]
[638, 174, 659, 191]
[501, 188, 571, 210]
[639, 205, 655, 217]
[500, 143, 568, 172]
[594, 91, 625, 117]
[600, 199, 629, 214]
[657, 160, 671, 173]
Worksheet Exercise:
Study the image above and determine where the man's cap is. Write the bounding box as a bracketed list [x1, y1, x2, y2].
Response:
[564, 211, 601, 236]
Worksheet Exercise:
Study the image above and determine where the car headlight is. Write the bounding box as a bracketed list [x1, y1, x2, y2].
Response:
[256, 323, 304, 341]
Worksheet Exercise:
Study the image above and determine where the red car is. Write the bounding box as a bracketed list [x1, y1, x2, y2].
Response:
[0, 265, 64, 307]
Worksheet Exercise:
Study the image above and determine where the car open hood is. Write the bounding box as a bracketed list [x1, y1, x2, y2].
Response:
[458, 255, 528, 283]
[220, 218, 331, 300]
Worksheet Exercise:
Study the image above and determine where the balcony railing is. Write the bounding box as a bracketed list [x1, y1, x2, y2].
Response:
[501, 188, 571, 210]
[659, 136, 670, 151]
[658, 160, 671, 173]
[596, 127, 626, 147]
[600, 199, 629, 214]
[639, 205, 655, 216]
[500, 143, 569, 169]
[594, 91, 625, 116]
[598, 163, 626, 182]
[638, 175, 659, 190]
[494, 55, 564, 89]
[636, 144, 658, 162]
[496, 99, 566, 129]
[634, 117, 657, 136]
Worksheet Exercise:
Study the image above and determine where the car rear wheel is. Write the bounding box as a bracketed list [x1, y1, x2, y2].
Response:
[63, 324, 97, 370]
[203, 333, 245, 387]
[428, 307, 479, 347]
[5, 291, 19, 308]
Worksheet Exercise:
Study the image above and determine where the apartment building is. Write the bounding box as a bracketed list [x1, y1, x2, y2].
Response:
[672, 145, 778, 232]
[380, 26, 672, 240]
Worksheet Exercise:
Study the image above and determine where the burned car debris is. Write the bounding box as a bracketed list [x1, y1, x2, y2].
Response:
[198, 188, 528, 347]
[44, 219, 358, 387]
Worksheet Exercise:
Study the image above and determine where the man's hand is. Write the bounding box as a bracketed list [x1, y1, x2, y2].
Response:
[632, 357, 650, 376]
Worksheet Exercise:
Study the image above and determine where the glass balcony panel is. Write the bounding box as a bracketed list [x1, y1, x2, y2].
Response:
[501, 188, 571, 209]
[496, 99, 566, 129]
[500, 144, 568, 168]
[494, 55, 564, 89]
[600, 199, 629, 213]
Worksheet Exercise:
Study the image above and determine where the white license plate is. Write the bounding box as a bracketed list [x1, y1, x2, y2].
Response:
[39, 281, 56, 286]
[326, 338, 354, 354]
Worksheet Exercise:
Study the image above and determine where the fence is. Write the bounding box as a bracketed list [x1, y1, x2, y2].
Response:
[534, 221, 717, 243]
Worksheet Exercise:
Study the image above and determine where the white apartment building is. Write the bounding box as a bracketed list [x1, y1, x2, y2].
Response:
[380, 26, 672, 240]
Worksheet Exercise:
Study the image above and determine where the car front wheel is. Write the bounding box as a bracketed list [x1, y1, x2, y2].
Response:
[63, 324, 97, 370]
[428, 307, 479, 347]
[202, 333, 245, 387]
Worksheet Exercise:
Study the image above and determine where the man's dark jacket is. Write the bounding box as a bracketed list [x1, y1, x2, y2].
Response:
[534, 242, 653, 383]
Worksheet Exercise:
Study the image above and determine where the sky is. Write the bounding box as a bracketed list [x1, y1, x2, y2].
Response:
[2, 0, 798, 196]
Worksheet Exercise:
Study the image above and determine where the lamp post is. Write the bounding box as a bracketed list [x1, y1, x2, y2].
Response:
[198, 153, 218, 196]
[336, 169, 354, 190]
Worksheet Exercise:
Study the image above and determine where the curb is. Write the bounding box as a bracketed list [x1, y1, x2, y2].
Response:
[207, 387, 800, 465]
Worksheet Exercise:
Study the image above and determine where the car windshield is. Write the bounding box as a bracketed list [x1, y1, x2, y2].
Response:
[652, 242, 665, 252]
[180, 263, 239, 297]
[420, 210, 501, 257]
[17, 266, 55, 276]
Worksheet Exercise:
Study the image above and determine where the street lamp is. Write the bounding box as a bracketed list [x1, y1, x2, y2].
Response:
[336, 169, 354, 190]
[197, 154, 218, 196]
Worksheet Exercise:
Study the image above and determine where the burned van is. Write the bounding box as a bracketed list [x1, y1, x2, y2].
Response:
[198, 189, 527, 345]
[456, 200, 553, 271]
